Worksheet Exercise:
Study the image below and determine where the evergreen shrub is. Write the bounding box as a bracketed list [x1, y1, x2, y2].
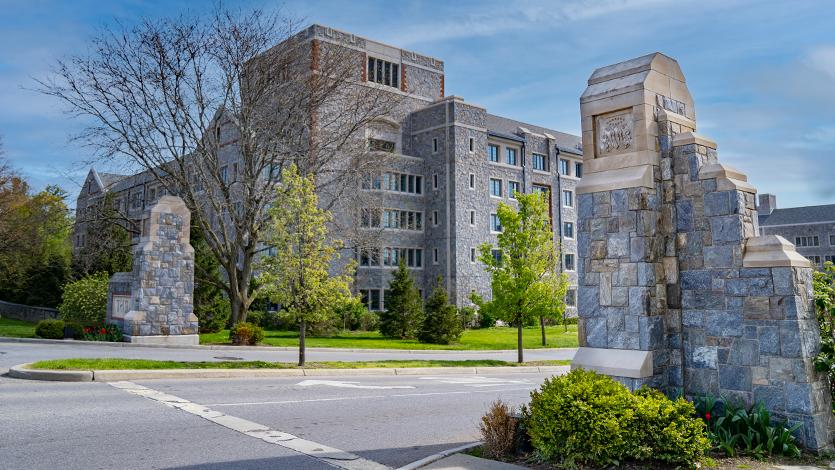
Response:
[35, 319, 65, 339]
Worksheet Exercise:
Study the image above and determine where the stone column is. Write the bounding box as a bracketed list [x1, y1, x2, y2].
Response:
[106, 196, 198, 345]
[571, 53, 832, 451]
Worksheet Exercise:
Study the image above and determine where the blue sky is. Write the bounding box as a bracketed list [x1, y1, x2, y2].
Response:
[1, 0, 833, 209]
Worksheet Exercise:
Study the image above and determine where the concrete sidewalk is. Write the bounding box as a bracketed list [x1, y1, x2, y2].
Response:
[419, 454, 525, 469]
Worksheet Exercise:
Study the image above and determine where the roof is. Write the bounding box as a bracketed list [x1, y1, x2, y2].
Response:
[485, 114, 582, 155]
[759, 204, 835, 226]
[98, 172, 129, 189]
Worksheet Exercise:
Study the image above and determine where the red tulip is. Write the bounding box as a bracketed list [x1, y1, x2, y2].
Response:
[705, 412, 711, 421]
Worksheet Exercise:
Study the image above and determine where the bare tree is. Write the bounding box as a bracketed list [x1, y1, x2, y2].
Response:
[38, 8, 401, 324]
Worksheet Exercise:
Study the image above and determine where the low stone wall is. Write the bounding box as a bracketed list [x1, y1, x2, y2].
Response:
[0, 300, 59, 323]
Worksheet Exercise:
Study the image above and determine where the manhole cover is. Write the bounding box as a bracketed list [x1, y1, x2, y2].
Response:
[213, 356, 244, 361]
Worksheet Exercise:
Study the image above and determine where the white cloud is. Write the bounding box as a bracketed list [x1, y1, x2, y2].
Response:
[804, 45, 835, 79]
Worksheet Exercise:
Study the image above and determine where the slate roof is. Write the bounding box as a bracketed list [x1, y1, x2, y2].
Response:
[98, 172, 129, 189]
[759, 204, 835, 226]
[485, 114, 583, 155]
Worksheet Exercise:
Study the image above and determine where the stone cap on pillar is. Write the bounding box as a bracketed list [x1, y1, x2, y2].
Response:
[743, 235, 812, 268]
[571, 347, 653, 378]
[672, 131, 716, 149]
[698, 162, 756, 194]
[140, 195, 192, 244]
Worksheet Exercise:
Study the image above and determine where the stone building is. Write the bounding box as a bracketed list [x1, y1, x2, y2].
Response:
[73, 24, 582, 314]
[758, 193, 835, 268]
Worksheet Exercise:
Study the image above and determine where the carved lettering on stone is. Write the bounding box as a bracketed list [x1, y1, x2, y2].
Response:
[596, 111, 633, 156]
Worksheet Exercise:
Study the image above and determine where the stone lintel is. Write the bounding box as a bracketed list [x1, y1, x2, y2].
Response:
[123, 334, 200, 345]
[672, 131, 717, 149]
[585, 150, 659, 174]
[657, 108, 696, 131]
[716, 177, 756, 194]
[576, 164, 654, 194]
[743, 235, 812, 268]
[571, 347, 653, 378]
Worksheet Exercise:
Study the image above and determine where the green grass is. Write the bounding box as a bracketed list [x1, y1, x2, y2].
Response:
[29, 357, 571, 370]
[0, 317, 37, 338]
[200, 325, 579, 350]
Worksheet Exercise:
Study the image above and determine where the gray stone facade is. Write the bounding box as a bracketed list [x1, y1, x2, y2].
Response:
[106, 196, 198, 345]
[74, 24, 582, 315]
[572, 53, 832, 451]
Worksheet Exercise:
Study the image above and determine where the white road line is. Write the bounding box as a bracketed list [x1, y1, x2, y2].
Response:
[109, 381, 389, 470]
[297, 379, 415, 390]
[206, 387, 535, 407]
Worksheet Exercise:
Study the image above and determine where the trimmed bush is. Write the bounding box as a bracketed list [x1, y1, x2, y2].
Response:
[58, 272, 109, 325]
[229, 322, 264, 345]
[35, 319, 65, 339]
[526, 369, 708, 468]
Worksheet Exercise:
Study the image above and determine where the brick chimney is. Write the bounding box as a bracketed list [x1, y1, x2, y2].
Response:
[758, 193, 776, 215]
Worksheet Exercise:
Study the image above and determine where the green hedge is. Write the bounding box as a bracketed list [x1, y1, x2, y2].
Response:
[58, 272, 109, 325]
[35, 319, 65, 339]
[526, 369, 708, 467]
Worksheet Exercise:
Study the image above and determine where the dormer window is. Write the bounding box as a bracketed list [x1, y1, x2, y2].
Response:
[367, 57, 399, 88]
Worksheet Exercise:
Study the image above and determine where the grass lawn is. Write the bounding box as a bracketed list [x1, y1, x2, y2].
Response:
[0, 317, 37, 338]
[200, 325, 579, 350]
[29, 358, 571, 370]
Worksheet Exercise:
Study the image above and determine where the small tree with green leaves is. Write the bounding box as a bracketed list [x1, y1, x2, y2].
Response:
[418, 276, 463, 344]
[471, 192, 570, 363]
[379, 259, 423, 339]
[258, 165, 355, 366]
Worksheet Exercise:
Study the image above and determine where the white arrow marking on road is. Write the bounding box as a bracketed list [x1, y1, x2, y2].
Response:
[418, 376, 530, 387]
[297, 379, 415, 390]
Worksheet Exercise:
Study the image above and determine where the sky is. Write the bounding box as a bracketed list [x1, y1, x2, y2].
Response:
[1, 0, 833, 209]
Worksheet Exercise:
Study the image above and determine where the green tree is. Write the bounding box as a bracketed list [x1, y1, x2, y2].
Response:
[73, 192, 133, 277]
[418, 276, 463, 344]
[471, 192, 570, 363]
[379, 259, 423, 339]
[58, 272, 109, 325]
[258, 165, 354, 366]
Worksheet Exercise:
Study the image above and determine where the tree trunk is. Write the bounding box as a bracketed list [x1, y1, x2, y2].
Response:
[517, 320, 524, 364]
[540, 316, 546, 346]
[230, 296, 242, 325]
[299, 319, 306, 367]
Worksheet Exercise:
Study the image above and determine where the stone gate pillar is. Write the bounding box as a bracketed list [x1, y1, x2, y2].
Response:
[571, 53, 833, 451]
[106, 195, 198, 345]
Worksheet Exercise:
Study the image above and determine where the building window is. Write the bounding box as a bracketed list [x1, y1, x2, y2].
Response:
[384, 247, 423, 268]
[358, 248, 380, 267]
[470, 248, 476, 263]
[575, 162, 583, 178]
[381, 209, 423, 231]
[469, 173, 475, 189]
[559, 159, 570, 176]
[433, 138, 438, 153]
[532, 184, 549, 197]
[795, 236, 820, 247]
[368, 138, 395, 152]
[565, 253, 576, 271]
[219, 166, 229, 184]
[562, 190, 574, 207]
[470, 210, 476, 226]
[830, 235, 835, 246]
[508, 181, 520, 199]
[433, 211, 439, 226]
[505, 148, 518, 166]
[379, 172, 422, 195]
[488, 144, 499, 162]
[469, 137, 474, 153]
[825, 255, 835, 264]
[564, 222, 574, 239]
[489, 178, 503, 197]
[491, 249, 502, 265]
[360, 208, 382, 228]
[809, 255, 822, 265]
[532, 153, 547, 171]
[360, 289, 382, 311]
[433, 173, 439, 190]
[566, 289, 577, 307]
[490, 213, 502, 232]
[367, 57, 399, 89]
[433, 248, 439, 264]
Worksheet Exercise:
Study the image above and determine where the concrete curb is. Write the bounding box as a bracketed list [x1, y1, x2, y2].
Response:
[396, 441, 481, 470]
[8, 363, 570, 382]
[0, 336, 577, 355]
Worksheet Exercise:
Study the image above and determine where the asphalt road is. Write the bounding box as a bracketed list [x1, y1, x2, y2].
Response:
[0, 340, 577, 371]
[0, 342, 573, 469]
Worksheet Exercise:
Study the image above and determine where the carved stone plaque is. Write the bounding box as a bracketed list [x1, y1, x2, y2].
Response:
[111, 295, 130, 320]
[596, 110, 633, 157]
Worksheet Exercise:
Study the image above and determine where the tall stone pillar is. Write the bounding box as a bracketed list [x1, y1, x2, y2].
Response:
[571, 53, 833, 451]
[106, 196, 198, 345]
